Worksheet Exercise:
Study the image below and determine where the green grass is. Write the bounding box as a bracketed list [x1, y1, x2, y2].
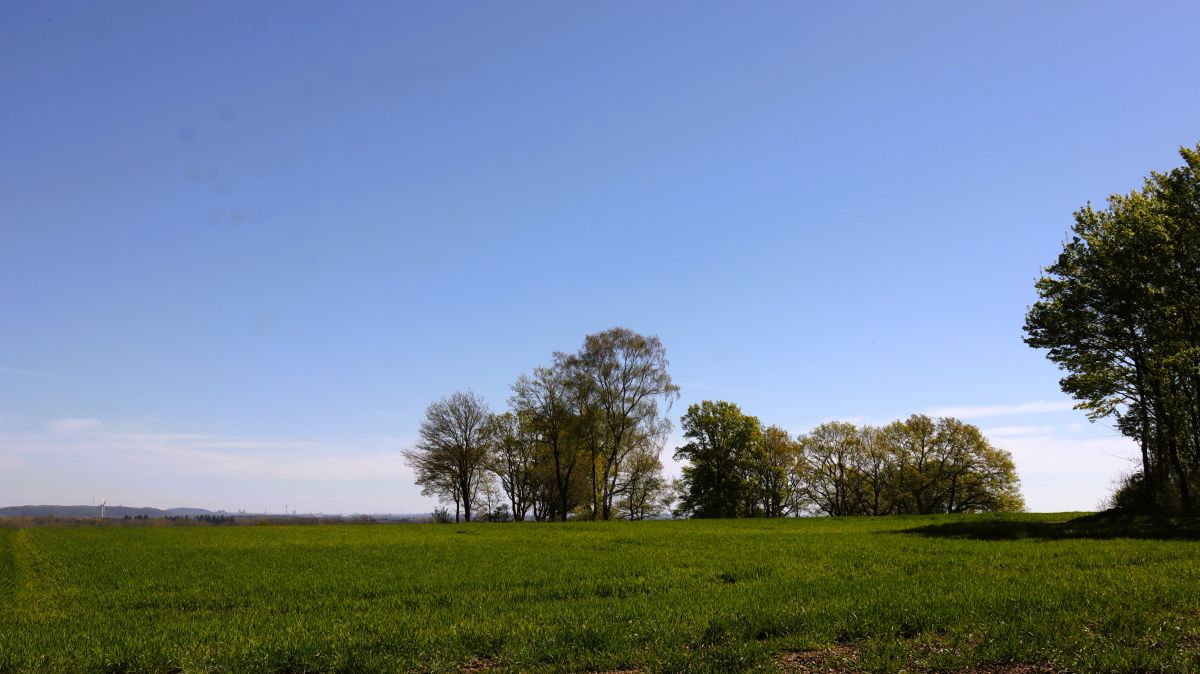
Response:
[1, 513, 1198, 673]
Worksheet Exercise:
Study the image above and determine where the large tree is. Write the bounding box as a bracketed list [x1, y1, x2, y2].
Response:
[510, 365, 585, 521]
[561, 327, 679, 520]
[403, 391, 495, 523]
[1025, 144, 1200, 513]
[798, 421, 862, 516]
[673, 401, 763, 518]
[613, 446, 669, 521]
[850, 425, 899, 516]
[487, 411, 538, 522]
[885, 415, 1023, 514]
[755, 425, 799, 517]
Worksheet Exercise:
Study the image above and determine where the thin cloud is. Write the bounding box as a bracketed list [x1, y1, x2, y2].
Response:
[988, 433, 1139, 511]
[926, 400, 1076, 419]
[992, 434, 1139, 473]
[787, 415, 876, 435]
[0, 365, 60, 379]
[46, 418, 104, 433]
[983, 425, 1056, 437]
[123, 434, 319, 452]
[123, 433, 221, 444]
[11, 422, 411, 482]
[127, 444, 413, 482]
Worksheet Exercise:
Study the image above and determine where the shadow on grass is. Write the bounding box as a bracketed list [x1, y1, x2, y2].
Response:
[903, 513, 1200, 541]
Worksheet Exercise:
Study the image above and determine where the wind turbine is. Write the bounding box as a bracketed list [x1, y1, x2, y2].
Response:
[99, 499, 107, 519]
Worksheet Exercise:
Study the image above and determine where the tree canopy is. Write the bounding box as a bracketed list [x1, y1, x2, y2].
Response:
[561, 327, 679, 520]
[673, 401, 765, 518]
[411, 328, 678, 523]
[673, 404, 1022, 518]
[1025, 143, 1200, 513]
[403, 391, 495, 523]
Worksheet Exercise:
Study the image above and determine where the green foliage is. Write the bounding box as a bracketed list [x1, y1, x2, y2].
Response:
[801, 420, 864, 516]
[675, 405, 1023, 518]
[2, 517, 1199, 672]
[486, 411, 538, 522]
[510, 365, 586, 522]
[673, 401, 764, 518]
[1025, 143, 1200, 513]
[558, 327, 680, 521]
[506, 327, 678, 522]
[870, 415, 1025, 515]
[755, 425, 799, 518]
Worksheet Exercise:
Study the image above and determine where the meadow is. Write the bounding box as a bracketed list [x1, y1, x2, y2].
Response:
[1, 514, 1198, 673]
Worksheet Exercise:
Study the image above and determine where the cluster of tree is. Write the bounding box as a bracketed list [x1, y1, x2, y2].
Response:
[193, 514, 235, 524]
[131, 514, 235, 524]
[673, 401, 1025, 517]
[1025, 144, 1200, 514]
[404, 327, 680, 522]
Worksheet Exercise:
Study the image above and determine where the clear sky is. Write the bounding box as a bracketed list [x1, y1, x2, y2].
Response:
[3, 1, 1197, 514]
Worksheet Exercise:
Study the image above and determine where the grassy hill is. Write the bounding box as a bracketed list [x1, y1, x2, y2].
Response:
[1, 513, 1197, 673]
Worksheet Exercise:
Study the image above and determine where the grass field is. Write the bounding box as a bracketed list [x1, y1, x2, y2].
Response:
[1, 513, 1198, 673]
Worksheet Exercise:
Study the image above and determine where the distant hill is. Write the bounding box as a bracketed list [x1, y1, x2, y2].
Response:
[0, 504, 215, 518]
[0, 505, 430, 521]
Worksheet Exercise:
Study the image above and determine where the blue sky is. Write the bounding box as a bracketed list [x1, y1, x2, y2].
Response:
[2, 1, 1197, 513]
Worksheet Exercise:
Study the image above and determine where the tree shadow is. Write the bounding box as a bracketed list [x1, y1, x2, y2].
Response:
[902, 513, 1200, 541]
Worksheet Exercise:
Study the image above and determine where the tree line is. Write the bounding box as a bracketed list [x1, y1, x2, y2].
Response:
[1025, 143, 1200, 514]
[673, 401, 1024, 517]
[405, 328, 1024, 521]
